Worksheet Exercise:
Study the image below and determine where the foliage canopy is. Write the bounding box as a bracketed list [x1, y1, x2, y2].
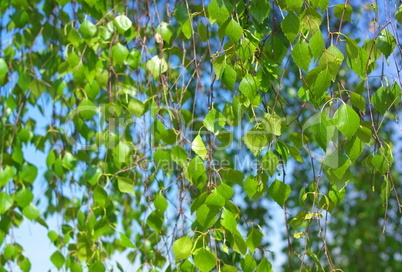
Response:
[0, 0, 401, 271]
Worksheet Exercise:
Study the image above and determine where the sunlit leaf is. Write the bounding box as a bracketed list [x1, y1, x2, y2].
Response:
[173, 236, 193, 259]
[268, 180, 291, 206]
[333, 104, 360, 138]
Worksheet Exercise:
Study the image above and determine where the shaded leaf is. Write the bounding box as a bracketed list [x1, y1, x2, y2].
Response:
[292, 41, 311, 70]
[334, 4, 353, 22]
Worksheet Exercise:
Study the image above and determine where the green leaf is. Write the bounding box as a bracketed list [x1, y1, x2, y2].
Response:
[396, 5, 402, 24]
[0, 58, 8, 77]
[216, 183, 234, 200]
[213, 55, 226, 79]
[0, 192, 13, 214]
[376, 29, 396, 58]
[345, 136, 364, 163]
[249, 0, 270, 24]
[197, 22, 209, 42]
[310, 31, 325, 59]
[222, 265, 238, 272]
[174, 3, 189, 24]
[62, 152, 77, 171]
[0, 166, 14, 187]
[333, 104, 360, 138]
[323, 151, 351, 180]
[111, 43, 129, 66]
[292, 41, 311, 71]
[80, 20, 97, 38]
[264, 114, 281, 136]
[208, 0, 233, 26]
[127, 98, 144, 117]
[117, 177, 134, 194]
[114, 142, 131, 164]
[312, 69, 331, 98]
[89, 262, 105, 272]
[146, 210, 163, 232]
[191, 193, 208, 213]
[300, 7, 322, 35]
[371, 83, 400, 114]
[171, 145, 187, 167]
[222, 65, 236, 90]
[78, 99, 96, 121]
[48, 230, 58, 242]
[350, 92, 366, 111]
[146, 55, 168, 79]
[345, 37, 359, 59]
[221, 208, 237, 233]
[12, 146, 23, 165]
[204, 108, 226, 134]
[20, 163, 37, 183]
[83, 166, 102, 185]
[194, 249, 216, 272]
[192, 135, 208, 160]
[318, 45, 344, 80]
[156, 22, 173, 43]
[287, 144, 304, 163]
[4, 244, 19, 259]
[268, 180, 291, 206]
[372, 144, 393, 174]
[239, 73, 260, 101]
[68, 28, 81, 47]
[186, 156, 206, 186]
[119, 233, 135, 248]
[15, 187, 33, 207]
[153, 149, 171, 171]
[311, 112, 333, 150]
[204, 190, 224, 209]
[225, 19, 243, 42]
[242, 129, 269, 156]
[19, 257, 31, 272]
[22, 204, 40, 220]
[246, 228, 263, 253]
[127, 50, 141, 68]
[261, 151, 279, 176]
[334, 4, 353, 22]
[50, 251, 65, 270]
[238, 38, 257, 63]
[346, 47, 369, 78]
[244, 175, 258, 199]
[255, 258, 272, 272]
[173, 236, 193, 259]
[220, 168, 244, 184]
[181, 18, 192, 39]
[154, 192, 168, 213]
[240, 254, 257, 272]
[356, 123, 372, 143]
[18, 128, 32, 143]
[160, 128, 177, 145]
[94, 186, 108, 207]
[196, 204, 217, 228]
[114, 15, 132, 34]
[287, 0, 303, 13]
[281, 12, 300, 43]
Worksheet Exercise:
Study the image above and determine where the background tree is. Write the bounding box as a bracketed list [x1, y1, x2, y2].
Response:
[0, 0, 401, 271]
